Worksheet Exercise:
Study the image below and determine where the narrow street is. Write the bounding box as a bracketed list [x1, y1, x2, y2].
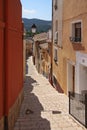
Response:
[14, 57, 86, 130]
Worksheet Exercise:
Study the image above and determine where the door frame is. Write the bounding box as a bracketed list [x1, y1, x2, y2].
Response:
[67, 60, 75, 95]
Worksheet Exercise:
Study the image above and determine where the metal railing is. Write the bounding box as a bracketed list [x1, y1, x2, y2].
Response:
[69, 37, 81, 42]
[69, 91, 87, 128]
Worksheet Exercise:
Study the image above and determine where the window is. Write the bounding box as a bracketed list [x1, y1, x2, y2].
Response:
[75, 22, 81, 42]
[54, 0, 57, 10]
[54, 31, 58, 44]
[54, 20, 58, 44]
[54, 49, 58, 63]
[70, 22, 82, 43]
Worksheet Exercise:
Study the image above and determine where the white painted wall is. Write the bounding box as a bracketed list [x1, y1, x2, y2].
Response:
[79, 65, 87, 93]
[75, 52, 87, 94]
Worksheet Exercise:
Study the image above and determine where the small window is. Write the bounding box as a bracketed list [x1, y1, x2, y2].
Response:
[54, 0, 57, 10]
[54, 49, 58, 62]
[70, 22, 82, 43]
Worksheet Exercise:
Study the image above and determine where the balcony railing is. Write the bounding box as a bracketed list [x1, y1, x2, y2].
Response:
[69, 91, 87, 128]
[69, 37, 81, 42]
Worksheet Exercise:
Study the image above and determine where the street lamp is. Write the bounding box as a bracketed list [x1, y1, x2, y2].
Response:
[31, 24, 37, 34]
[31, 24, 37, 65]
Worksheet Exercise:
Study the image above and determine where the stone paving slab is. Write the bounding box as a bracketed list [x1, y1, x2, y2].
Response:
[14, 57, 86, 130]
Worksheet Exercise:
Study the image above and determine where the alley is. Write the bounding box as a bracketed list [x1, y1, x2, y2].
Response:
[14, 57, 86, 130]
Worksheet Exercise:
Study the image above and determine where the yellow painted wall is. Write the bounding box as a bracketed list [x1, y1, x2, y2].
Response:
[53, 0, 87, 94]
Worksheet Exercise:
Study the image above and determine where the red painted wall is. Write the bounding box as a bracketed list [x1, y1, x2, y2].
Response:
[0, 27, 4, 119]
[0, 0, 5, 119]
[0, 0, 23, 118]
[0, 0, 4, 20]
[5, 0, 23, 114]
[6, 30, 23, 113]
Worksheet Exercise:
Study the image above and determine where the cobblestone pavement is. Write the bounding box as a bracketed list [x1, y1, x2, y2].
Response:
[14, 57, 86, 130]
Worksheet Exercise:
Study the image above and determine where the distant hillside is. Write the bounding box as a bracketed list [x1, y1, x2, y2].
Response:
[22, 18, 52, 33]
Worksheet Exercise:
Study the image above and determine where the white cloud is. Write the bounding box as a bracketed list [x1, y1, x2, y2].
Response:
[23, 7, 36, 15]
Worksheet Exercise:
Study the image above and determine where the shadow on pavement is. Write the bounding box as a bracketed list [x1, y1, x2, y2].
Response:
[15, 76, 51, 130]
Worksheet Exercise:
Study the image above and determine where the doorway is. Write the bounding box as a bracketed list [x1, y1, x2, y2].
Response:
[67, 62, 75, 94]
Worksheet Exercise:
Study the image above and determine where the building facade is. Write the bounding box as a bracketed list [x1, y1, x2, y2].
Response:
[26, 38, 33, 58]
[52, 0, 64, 93]
[0, 0, 23, 130]
[52, 0, 87, 94]
[38, 42, 50, 78]
[33, 33, 48, 73]
[33, 32, 52, 80]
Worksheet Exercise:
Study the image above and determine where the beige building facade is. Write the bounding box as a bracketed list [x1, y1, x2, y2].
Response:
[33, 33, 48, 73]
[52, 0, 87, 94]
[33, 31, 52, 81]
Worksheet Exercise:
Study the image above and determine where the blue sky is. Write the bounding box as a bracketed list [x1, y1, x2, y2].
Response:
[20, 0, 52, 20]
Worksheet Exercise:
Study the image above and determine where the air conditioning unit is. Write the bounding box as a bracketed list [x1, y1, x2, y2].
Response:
[54, 31, 58, 44]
